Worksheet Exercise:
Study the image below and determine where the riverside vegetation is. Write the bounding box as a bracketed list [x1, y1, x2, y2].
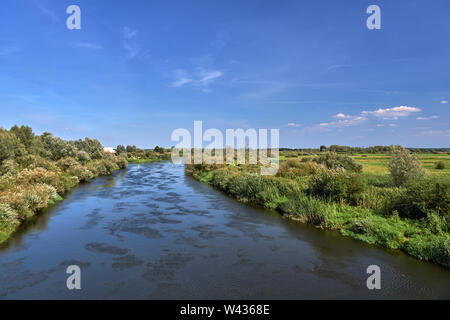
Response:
[0, 125, 171, 244]
[186, 147, 450, 268]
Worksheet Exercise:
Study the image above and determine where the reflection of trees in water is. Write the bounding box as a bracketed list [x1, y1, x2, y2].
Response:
[0, 172, 121, 253]
[0, 205, 55, 252]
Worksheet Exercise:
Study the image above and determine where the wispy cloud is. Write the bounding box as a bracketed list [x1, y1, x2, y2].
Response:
[333, 113, 353, 119]
[361, 106, 421, 120]
[122, 26, 147, 59]
[171, 68, 223, 91]
[123, 26, 138, 39]
[71, 42, 103, 50]
[287, 123, 301, 127]
[417, 115, 440, 120]
[0, 46, 20, 56]
[319, 115, 367, 128]
[40, 6, 59, 22]
[420, 130, 450, 136]
[440, 100, 448, 104]
[124, 43, 140, 58]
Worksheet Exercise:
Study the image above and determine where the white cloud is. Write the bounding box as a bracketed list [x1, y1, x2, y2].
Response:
[40, 6, 58, 22]
[333, 113, 353, 119]
[376, 124, 385, 127]
[124, 43, 139, 58]
[171, 70, 193, 87]
[171, 69, 222, 91]
[71, 42, 102, 50]
[417, 115, 440, 120]
[420, 130, 450, 136]
[440, 100, 448, 104]
[319, 115, 367, 128]
[123, 26, 138, 39]
[361, 106, 421, 120]
[197, 70, 223, 84]
[287, 123, 301, 127]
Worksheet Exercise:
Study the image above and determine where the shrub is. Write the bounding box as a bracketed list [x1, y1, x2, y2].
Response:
[312, 152, 362, 172]
[390, 178, 449, 219]
[405, 235, 450, 268]
[277, 159, 320, 177]
[16, 168, 59, 187]
[308, 168, 365, 204]
[435, 161, 446, 170]
[389, 146, 425, 186]
[278, 194, 329, 226]
[0, 203, 19, 224]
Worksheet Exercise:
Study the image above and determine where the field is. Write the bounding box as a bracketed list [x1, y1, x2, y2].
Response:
[186, 149, 450, 268]
[280, 152, 450, 183]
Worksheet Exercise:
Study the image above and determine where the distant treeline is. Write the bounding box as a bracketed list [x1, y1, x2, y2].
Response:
[279, 145, 450, 154]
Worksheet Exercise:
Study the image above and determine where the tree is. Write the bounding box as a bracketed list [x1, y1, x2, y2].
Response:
[389, 146, 425, 186]
[116, 145, 126, 154]
[10, 125, 34, 148]
[0, 129, 26, 164]
[154, 146, 164, 153]
[320, 145, 327, 152]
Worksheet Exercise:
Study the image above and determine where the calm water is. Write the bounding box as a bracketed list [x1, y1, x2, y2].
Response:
[0, 162, 449, 299]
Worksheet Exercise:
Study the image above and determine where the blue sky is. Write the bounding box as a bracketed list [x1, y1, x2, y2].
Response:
[0, 0, 449, 148]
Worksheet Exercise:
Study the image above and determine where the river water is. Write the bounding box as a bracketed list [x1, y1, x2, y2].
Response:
[0, 162, 448, 299]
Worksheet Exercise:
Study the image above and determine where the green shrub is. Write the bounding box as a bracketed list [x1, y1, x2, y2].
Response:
[389, 146, 425, 186]
[308, 168, 365, 204]
[405, 235, 450, 268]
[0, 203, 19, 224]
[435, 161, 446, 170]
[390, 178, 449, 219]
[312, 152, 362, 172]
[278, 194, 329, 226]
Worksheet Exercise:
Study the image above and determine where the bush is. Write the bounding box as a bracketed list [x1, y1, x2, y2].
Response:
[390, 178, 449, 219]
[389, 146, 425, 186]
[277, 159, 320, 177]
[312, 152, 362, 172]
[435, 161, 446, 170]
[0, 203, 19, 224]
[308, 168, 365, 204]
[405, 235, 450, 268]
[278, 194, 329, 226]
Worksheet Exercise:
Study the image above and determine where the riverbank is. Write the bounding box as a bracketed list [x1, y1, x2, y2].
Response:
[0, 162, 126, 245]
[186, 164, 450, 269]
[0, 126, 131, 245]
[2, 160, 449, 299]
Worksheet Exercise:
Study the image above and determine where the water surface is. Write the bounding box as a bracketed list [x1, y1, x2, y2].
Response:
[0, 162, 449, 299]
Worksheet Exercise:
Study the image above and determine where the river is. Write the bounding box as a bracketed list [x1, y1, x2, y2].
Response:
[0, 162, 448, 299]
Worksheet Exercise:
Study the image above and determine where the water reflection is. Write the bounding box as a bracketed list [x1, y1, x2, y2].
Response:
[0, 162, 449, 299]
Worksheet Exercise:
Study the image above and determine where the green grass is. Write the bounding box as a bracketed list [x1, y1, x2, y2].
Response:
[186, 152, 450, 269]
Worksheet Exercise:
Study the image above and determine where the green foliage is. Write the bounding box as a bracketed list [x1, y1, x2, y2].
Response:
[389, 146, 425, 186]
[405, 235, 450, 268]
[0, 129, 26, 164]
[10, 125, 34, 148]
[308, 168, 365, 205]
[187, 151, 450, 268]
[389, 178, 449, 219]
[435, 161, 446, 170]
[312, 152, 362, 172]
[0, 125, 130, 244]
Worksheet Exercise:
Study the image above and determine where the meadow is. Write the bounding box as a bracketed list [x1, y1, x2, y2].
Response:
[186, 149, 450, 268]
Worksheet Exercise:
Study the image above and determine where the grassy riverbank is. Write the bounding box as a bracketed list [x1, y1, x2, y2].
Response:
[0, 126, 129, 244]
[186, 150, 449, 268]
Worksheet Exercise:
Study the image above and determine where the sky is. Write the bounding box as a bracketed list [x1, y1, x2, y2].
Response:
[0, 0, 449, 148]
